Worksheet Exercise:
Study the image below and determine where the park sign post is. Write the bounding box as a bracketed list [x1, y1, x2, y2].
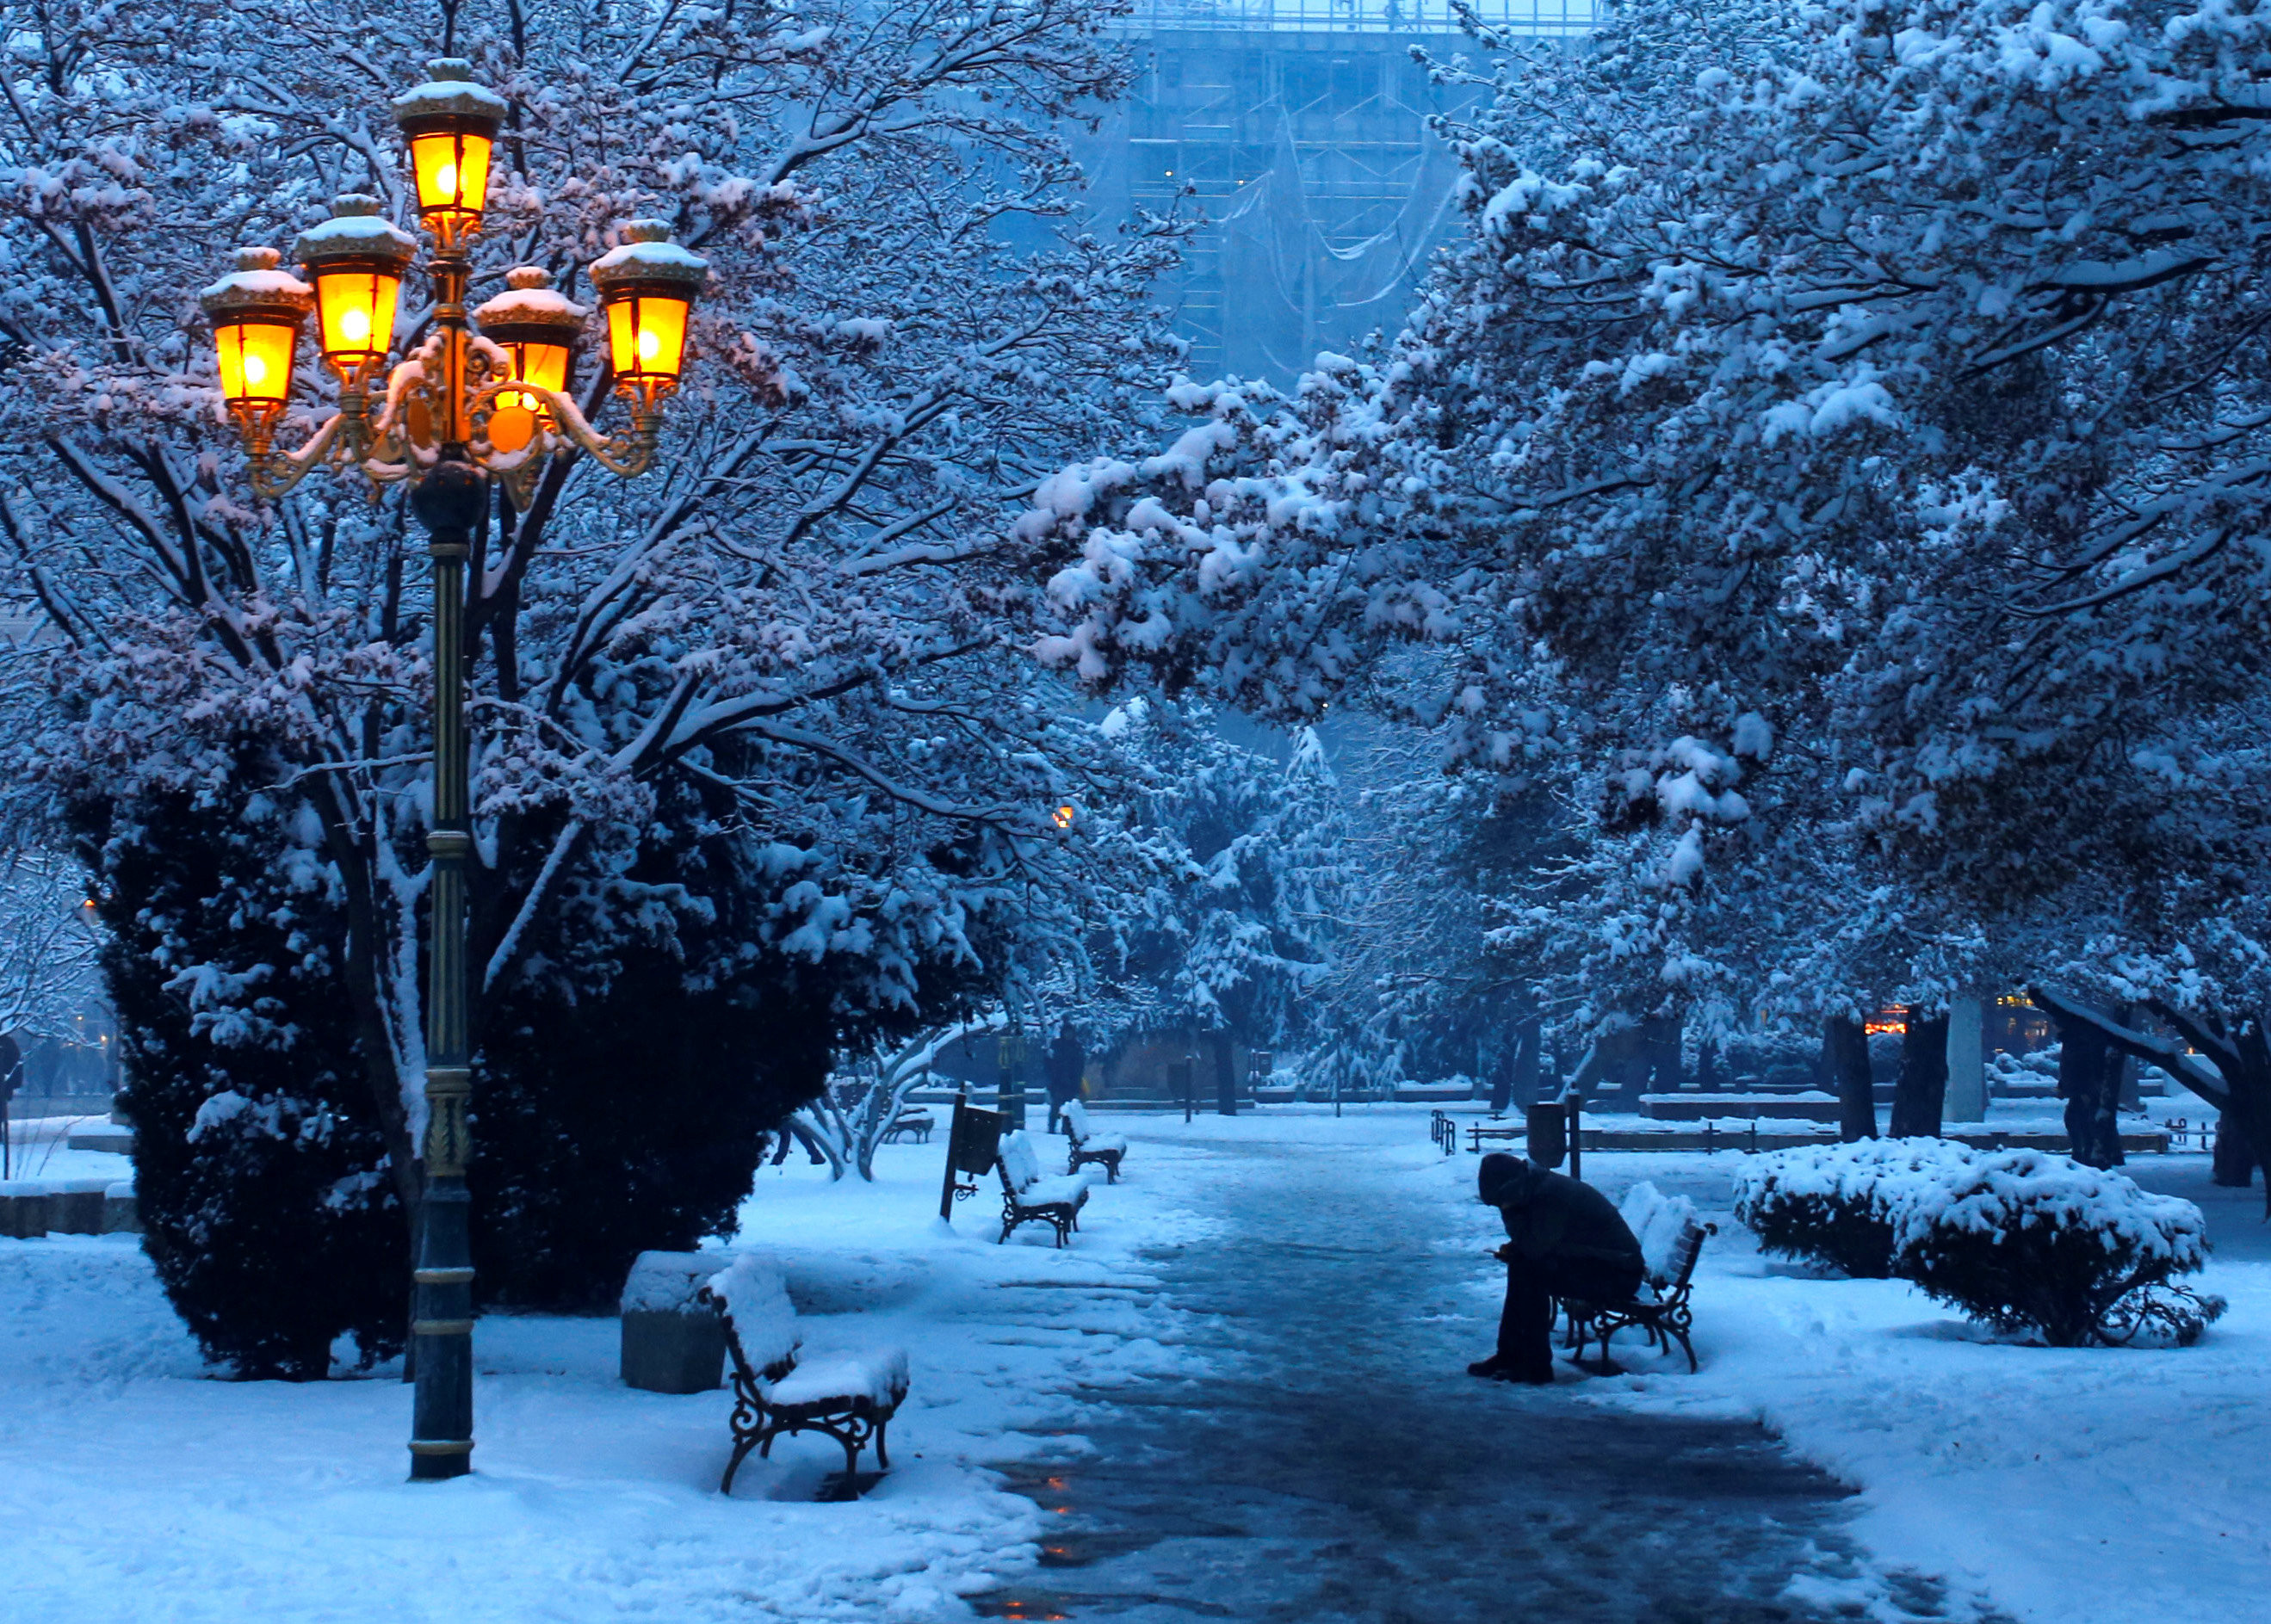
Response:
[938, 1096, 1006, 1221]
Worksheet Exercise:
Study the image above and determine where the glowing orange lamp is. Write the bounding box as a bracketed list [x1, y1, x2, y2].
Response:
[473, 268, 585, 450]
[295, 195, 417, 383]
[199, 247, 312, 424]
[588, 221, 707, 406]
[392, 58, 505, 239]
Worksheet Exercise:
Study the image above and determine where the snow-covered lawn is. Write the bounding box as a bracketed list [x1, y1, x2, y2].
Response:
[3, 1106, 2262, 1623]
[0, 1130, 1217, 1623]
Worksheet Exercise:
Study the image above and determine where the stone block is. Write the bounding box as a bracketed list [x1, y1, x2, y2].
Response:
[621, 1310, 727, 1393]
[0, 1189, 50, 1239]
[47, 1180, 111, 1234]
[620, 1250, 728, 1393]
[102, 1182, 139, 1235]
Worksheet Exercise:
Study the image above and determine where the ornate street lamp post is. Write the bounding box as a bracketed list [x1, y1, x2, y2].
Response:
[194, 58, 707, 1481]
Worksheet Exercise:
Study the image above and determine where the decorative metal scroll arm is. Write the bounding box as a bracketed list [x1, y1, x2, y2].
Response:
[244, 411, 350, 501]
[472, 380, 662, 478]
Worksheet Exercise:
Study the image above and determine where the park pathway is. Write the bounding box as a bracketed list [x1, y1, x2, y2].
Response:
[972, 1128, 1978, 1624]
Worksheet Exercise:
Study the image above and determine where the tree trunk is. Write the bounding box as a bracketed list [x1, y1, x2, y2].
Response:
[2212, 1110, 2255, 1187]
[1642, 1016, 1683, 1091]
[1487, 1028, 1515, 1115]
[1699, 1037, 1722, 1092]
[2055, 1019, 2124, 1169]
[1823, 1016, 1876, 1142]
[2028, 987, 2271, 1210]
[1889, 1010, 1950, 1138]
[1513, 1016, 1541, 1108]
[1212, 1031, 1237, 1117]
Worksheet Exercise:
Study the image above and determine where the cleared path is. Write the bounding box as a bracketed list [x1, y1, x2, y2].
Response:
[975, 1129, 1979, 1624]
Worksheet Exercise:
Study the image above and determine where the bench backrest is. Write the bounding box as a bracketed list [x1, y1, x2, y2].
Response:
[998, 1129, 1044, 1193]
[1617, 1179, 1700, 1280]
[703, 1255, 801, 1375]
[1662, 1220, 1709, 1290]
[1061, 1098, 1094, 1141]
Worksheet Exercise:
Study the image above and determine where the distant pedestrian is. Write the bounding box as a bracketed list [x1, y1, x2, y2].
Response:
[1046, 1024, 1086, 1134]
[1470, 1152, 1644, 1385]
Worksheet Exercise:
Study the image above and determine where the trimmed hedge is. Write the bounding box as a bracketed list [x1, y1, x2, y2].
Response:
[1892, 1150, 2225, 1348]
[1733, 1138, 1975, 1278]
[1736, 1139, 2225, 1346]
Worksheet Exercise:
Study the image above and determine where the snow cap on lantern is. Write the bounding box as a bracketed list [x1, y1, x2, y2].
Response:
[199, 246, 312, 411]
[294, 195, 417, 374]
[473, 266, 586, 402]
[588, 220, 707, 387]
[393, 58, 506, 229]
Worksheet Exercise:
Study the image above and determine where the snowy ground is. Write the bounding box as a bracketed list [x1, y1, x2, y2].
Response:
[2, 1104, 2262, 1622]
[0, 1128, 1219, 1623]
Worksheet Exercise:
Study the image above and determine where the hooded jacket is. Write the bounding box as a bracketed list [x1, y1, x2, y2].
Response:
[1476, 1152, 1646, 1269]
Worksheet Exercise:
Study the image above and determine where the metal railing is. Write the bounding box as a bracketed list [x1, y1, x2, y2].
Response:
[1119, 0, 1598, 34]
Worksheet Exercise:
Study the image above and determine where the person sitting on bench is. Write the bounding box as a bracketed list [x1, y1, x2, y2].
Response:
[1470, 1152, 1645, 1385]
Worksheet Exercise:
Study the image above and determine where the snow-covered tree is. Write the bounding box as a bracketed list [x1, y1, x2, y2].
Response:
[0, 0, 1179, 1363]
[1011, 0, 2271, 1181]
[0, 846, 101, 1045]
[1074, 698, 1347, 1099]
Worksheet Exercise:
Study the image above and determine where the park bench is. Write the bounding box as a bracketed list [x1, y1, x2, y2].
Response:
[995, 1128, 1091, 1246]
[881, 1108, 935, 1145]
[698, 1256, 908, 1498]
[1557, 1187, 1715, 1373]
[1060, 1098, 1127, 1182]
[1467, 1122, 1524, 1154]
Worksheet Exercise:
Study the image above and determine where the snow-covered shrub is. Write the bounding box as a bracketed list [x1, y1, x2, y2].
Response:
[1891, 1152, 2225, 1348]
[96, 790, 408, 1380]
[1735, 1139, 1978, 1279]
[1716, 1031, 1819, 1089]
[1988, 1048, 2061, 1093]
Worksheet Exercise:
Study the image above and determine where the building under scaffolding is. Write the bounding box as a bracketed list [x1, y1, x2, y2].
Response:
[1082, 1, 1596, 385]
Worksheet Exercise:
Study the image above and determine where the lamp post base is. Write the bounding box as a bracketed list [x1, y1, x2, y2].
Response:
[408, 1440, 473, 1480]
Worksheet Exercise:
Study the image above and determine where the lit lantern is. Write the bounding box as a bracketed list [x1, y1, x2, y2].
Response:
[199, 246, 312, 417]
[1052, 804, 1076, 831]
[473, 267, 585, 451]
[473, 267, 584, 405]
[392, 58, 505, 233]
[294, 195, 417, 379]
[588, 221, 708, 396]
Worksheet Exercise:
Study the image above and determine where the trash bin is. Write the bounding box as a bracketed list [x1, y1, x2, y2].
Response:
[1525, 1101, 1568, 1170]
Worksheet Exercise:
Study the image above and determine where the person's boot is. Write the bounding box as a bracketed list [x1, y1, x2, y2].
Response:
[1467, 1354, 1518, 1380]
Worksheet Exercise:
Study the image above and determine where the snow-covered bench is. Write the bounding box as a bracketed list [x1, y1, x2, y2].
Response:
[698, 1256, 909, 1497]
[995, 1129, 1091, 1246]
[882, 1108, 935, 1144]
[1060, 1099, 1126, 1182]
[1559, 1181, 1715, 1373]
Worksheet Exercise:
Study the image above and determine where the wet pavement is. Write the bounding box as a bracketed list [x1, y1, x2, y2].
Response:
[971, 1133, 1956, 1624]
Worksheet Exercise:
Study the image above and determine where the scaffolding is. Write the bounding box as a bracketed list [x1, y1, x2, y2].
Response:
[1082, 3, 1595, 383]
[1116, 0, 1596, 35]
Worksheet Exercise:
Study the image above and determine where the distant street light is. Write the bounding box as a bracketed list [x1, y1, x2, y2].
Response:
[190, 56, 707, 1483]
